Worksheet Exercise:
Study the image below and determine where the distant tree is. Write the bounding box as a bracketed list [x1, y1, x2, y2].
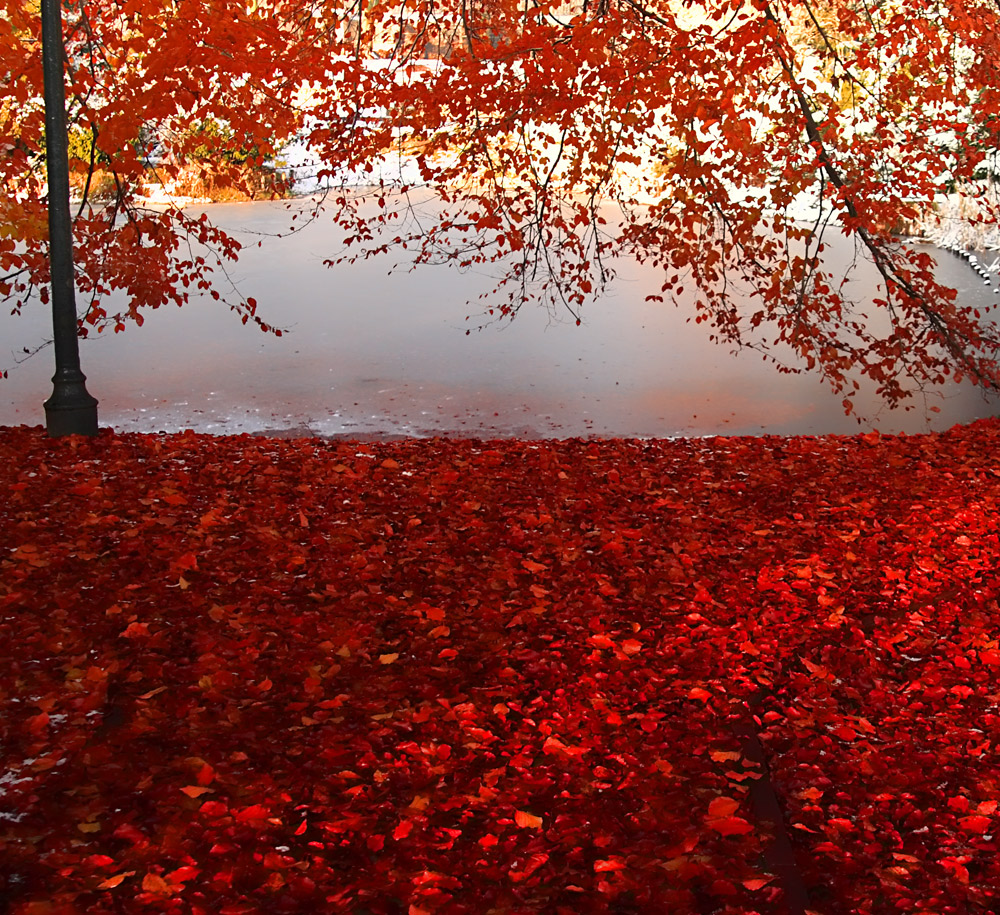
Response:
[2, 0, 999, 408]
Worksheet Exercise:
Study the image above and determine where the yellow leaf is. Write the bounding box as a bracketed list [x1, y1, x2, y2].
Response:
[379, 653, 399, 665]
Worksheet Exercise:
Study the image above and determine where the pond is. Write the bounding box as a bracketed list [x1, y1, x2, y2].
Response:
[1, 199, 997, 439]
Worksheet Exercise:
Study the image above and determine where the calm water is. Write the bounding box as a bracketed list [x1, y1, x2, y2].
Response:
[2, 199, 997, 438]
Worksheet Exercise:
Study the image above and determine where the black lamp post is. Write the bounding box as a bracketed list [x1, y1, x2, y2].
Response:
[40, 0, 98, 436]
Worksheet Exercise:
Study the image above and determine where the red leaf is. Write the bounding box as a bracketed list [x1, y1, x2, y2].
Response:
[26, 711, 49, 734]
[174, 551, 198, 569]
[196, 763, 215, 785]
[587, 634, 616, 650]
[980, 649, 1000, 666]
[165, 866, 200, 883]
[236, 804, 271, 824]
[198, 801, 229, 818]
[958, 815, 991, 833]
[707, 797, 741, 819]
[709, 816, 754, 836]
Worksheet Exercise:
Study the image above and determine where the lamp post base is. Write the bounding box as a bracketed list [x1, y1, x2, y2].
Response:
[44, 369, 99, 436]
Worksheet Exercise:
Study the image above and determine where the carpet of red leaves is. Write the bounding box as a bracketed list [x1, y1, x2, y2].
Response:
[2, 421, 1000, 914]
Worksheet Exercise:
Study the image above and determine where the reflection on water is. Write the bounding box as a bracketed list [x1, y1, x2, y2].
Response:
[1, 200, 997, 438]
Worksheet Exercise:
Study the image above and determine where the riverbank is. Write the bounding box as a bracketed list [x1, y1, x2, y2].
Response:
[3, 421, 999, 913]
[70, 162, 294, 208]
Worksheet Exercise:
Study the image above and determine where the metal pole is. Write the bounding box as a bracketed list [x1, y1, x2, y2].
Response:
[40, 0, 98, 436]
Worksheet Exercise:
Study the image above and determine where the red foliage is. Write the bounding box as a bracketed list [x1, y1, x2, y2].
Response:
[4, 0, 1000, 402]
[3, 422, 1000, 912]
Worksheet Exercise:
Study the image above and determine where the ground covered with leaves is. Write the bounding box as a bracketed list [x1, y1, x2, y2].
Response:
[2, 422, 1000, 914]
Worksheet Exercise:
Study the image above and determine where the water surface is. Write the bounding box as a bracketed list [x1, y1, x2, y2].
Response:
[2, 200, 997, 438]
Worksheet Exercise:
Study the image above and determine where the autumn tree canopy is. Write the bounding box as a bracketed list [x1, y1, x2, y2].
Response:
[2, 0, 999, 408]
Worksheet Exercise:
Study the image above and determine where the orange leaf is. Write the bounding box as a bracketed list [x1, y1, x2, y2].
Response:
[141, 872, 173, 894]
[97, 873, 133, 890]
[181, 786, 212, 798]
[514, 810, 543, 829]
